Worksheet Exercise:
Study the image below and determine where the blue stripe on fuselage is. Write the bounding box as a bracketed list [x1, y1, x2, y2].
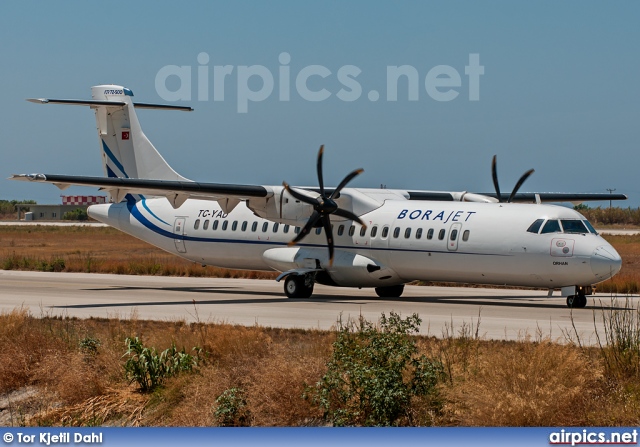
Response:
[123, 198, 510, 257]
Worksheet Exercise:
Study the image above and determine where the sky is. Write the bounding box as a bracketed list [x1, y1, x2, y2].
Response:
[1, 1, 639, 207]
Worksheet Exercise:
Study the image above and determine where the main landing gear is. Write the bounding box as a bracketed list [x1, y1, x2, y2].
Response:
[374, 285, 405, 298]
[284, 274, 315, 298]
[282, 275, 406, 299]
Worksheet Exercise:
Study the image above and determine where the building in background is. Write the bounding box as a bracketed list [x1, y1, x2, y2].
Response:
[15, 196, 107, 221]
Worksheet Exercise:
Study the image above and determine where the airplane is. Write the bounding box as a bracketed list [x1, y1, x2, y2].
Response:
[11, 85, 627, 308]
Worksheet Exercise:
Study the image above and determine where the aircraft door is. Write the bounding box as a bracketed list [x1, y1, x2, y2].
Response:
[447, 223, 462, 252]
[174, 217, 187, 253]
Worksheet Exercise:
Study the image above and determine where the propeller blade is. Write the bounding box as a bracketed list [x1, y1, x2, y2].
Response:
[288, 210, 321, 246]
[333, 208, 367, 228]
[491, 155, 502, 202]
[316, 145, 325, 198]
[330, 168, 364, 199]
[321, 215, 335, 266]
[508, 169, 535, 203]
[283, 182, 320, 207]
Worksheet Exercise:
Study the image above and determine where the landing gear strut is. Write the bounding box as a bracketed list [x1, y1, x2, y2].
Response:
[375, 284, 405, 298]
[284, 274, 315, 298]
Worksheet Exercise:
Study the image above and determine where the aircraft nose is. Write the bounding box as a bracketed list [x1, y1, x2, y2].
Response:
[591, 245, 622, 281]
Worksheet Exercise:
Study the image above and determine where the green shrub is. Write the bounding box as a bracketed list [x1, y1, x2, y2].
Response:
[123, 337, 199, 392]
[62, 208, 88, 221]
[79, 337, 101, 356]
[213, 388, 250, 426]
[307, 311, 444, 426]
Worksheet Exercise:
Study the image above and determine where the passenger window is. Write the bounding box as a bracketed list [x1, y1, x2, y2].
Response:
[295, 226, 301, 234]
[416, 228, 423, 239]
[427, 229, 434, 240]
[527, 219, 544, 234]
[194, 219, 200, 230]
[262, 222, 269, 232]
[338, 225, 344, 236]
[405, 228, 412, 239]
[251, 222, 258, 232]
[222, 220, 228, 231]
[315, 227, 322, 235]
[360, 226, 367, 237]
[371, 226, 378, 238]
[382, 226, 389, 238]
[241, 221, 247, 231]
[438, 229, 446, 240]
[561, 219, 589, 234]
[349, 225, 355, 236]
[393, 227, 400, 238]
[273, 223, 279, 232]
[212, 220, 219, 231]
[231, 221, 238, 231]
[203, 220, 210, 230]
[283, 224, 290, 234]
[540, 219, 561, 234]
[450, 229, 458, 241]
[462, 230, 470, 241]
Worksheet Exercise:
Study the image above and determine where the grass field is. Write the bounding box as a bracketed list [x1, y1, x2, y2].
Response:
[2, 225, 640, 426]
[1, 306, 639, 426]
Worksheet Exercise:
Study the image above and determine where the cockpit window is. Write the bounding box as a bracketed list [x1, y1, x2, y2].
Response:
[527, 219, 544, 234]
[582, 220, 598, 235]
[540, 219, 561, 234]
[561, 219, 589, 234]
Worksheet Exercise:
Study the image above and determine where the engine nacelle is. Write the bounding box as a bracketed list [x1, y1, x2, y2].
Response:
[262, 246, 402, 288]
[246, 186, 384, 226]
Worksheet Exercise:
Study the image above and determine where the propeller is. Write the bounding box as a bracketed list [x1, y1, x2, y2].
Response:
[491, 155, 535, 203]
[283, 145, 366, 266]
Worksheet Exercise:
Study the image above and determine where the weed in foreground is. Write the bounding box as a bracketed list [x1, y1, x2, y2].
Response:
[213, 388, 251, 426]
[122, 337, 200, 392]
[594, 297, 640, 381]
[307, 312, 444, 427]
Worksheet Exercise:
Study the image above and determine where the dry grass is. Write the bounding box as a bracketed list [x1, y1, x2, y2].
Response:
[2, 307, 640, 427]
[443, 341, 600, 426]
[0, 225, 276, 279]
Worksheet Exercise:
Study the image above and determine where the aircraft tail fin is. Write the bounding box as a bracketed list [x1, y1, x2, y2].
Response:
[28, 85, 192, 184]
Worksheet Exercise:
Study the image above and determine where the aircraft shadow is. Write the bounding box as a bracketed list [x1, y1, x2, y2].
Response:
[49, 285, 634, 311]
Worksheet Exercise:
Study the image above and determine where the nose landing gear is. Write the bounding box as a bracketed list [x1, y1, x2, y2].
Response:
[564, 285, 591, 308]
[566, 293, 587, 308]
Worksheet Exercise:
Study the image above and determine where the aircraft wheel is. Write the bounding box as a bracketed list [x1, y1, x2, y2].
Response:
[375, 284, 405, 298]
[576, 294, 587, 308]
[284, 275, 314, 298]
[566, 294, 588, 308]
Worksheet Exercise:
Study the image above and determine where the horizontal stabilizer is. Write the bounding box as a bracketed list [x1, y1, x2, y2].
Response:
[26, 98, 192, 111]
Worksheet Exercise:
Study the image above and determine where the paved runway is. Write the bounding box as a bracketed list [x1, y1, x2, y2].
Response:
[0, 270, 635, 344]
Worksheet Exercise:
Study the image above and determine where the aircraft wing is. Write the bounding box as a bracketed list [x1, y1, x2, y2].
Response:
[405, 190, 628, 203]
[10, 173, 627, 209]
[10, 174, 271, 209]
[477, 192, 627, 203]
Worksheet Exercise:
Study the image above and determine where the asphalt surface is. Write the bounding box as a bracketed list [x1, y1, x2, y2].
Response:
[0, 270, 634, 344]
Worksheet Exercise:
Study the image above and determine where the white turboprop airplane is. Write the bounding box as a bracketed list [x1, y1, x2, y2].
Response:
[12, 85, 626, 308]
